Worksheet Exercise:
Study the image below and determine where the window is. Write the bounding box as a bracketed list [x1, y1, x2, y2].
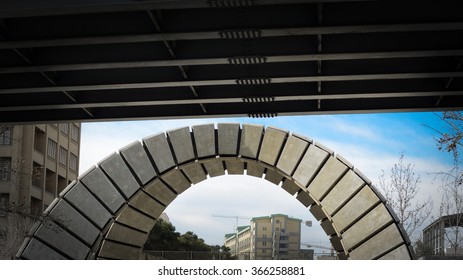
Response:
[47, 139, 57, 159]
[59, 123, 69, 135]
[0, 126, 12, 145]
[263, 226, 267, 231]
[0, 158, 11, 181]
[70, 153, 78, 171]
[59, 146, 68, 166]
[262, 249, 266, 253]
[262, 241, 267, 246]
[71, 124, 79, 142]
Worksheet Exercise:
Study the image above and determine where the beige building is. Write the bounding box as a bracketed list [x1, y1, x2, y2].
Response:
[0, 123, 80, 222]
[224, 214, 302, 260]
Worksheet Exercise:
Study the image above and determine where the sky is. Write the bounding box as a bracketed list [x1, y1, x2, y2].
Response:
[79, 112, 455, 252]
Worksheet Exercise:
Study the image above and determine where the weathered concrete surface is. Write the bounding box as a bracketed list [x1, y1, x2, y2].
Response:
[105, 223, 147, 247]
[144, 179, 177, 206]
[321, 170, 366, 216]
[258, 127, 287, 166]
[240, 124, 264, 159]
[143, 133, 176, 173]
[168, 127, 195, 164]
[277, 135, 309, 176]
[63, 182, 112, 229]
[81, 167, 125, 214]
[48, 199, 100, 246]
[218, 123, 240, 155]
[99, 153, 140, 199]
[192, 124, 216, 158]
[120, 141, 156, 184]
[293, 145, 328, 187]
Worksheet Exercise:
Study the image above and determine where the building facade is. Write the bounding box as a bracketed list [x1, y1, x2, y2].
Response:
[0, 123, 80, 224]
[224, 214, 302, 260]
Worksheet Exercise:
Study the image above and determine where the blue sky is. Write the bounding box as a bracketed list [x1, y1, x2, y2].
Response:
[79, 112, 455, 249]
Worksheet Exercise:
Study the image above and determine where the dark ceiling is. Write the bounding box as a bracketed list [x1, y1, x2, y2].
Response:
[1, 0, 463, 124]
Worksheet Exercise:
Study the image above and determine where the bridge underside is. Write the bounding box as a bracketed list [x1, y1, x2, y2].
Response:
[1, 0, 463, 124]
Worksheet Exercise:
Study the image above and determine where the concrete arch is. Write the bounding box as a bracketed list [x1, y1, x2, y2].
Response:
[16, 123, 413, 260]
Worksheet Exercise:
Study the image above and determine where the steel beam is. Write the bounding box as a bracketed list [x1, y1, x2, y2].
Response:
[1, 50, 462, 74]
[1, 22, 463, 49]
[1, 72, 461, 95]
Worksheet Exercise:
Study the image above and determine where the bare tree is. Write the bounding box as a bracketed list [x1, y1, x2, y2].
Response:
[0, 207, 39, 259]
[436, 162, 463, 255]
[431, 111, 463, 161]
[378, 153, 433, 243]
[0, 131, 42, 259]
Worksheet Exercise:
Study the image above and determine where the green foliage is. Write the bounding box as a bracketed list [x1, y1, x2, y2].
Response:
[143, 219, 180, 251]
[143, 219, 236, 259]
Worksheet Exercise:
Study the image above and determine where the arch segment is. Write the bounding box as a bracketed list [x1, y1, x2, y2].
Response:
[16, 123, 413, 260]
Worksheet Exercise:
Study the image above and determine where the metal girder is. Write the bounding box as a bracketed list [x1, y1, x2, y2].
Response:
[0, 0, 379, 18]
[1, 72, 462, 95]
[1, 50, 462, 74]
[1, 22, 463, 50]
[0, 91, 461, 112]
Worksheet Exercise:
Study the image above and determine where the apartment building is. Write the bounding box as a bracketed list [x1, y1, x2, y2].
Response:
[224, 214, 302, 260]
[0, 123, 80, 219]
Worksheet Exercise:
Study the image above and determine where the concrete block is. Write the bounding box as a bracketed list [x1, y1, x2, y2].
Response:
[246, 161, 265, 178]
[293, 145, 329, 188]
[342, 204, 393, 250]
[332, 186, 380, 232]
[143, 133, 176, 173]
[21, 238, 68, 260]
[34, 220, 89, 259]
[105, 222, 148, 247]
[144, 179, 177, 206]
[218, 123, 240, 155]
[99, 240, 142, 260]
[320, 170, 366, 216]
[307, 157, 349, 201]
[202, 158, 225, 177]
[276, 135, 309, 176]
[240, 124, 264, 159]
[81, 167, 125, 214]
[349, 224, 403, 260]
[258, 127, 288, 166]
[64, 182, 112, 229]
[281, 180, 300, 195]
[161, 169, 191, 194]
[264, 169, 283, 185]
[116, 206, 156, 233]
[330, 236, 344, 253]
[320, 219, 336, 236]
[120, 141, 156, 184]
[225, 159, 244, 175]
[181, 162, 207, 184]
[378, 244, 411, 260]
[48, 199, 100, 246]
[309, 204, 326, 221]
[296, 191, 314, 207]
[167, 127, 195, 164]
[192, 124, 216, 158]
[99, 153, 140, 199]
[129, 191, 165, 219]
